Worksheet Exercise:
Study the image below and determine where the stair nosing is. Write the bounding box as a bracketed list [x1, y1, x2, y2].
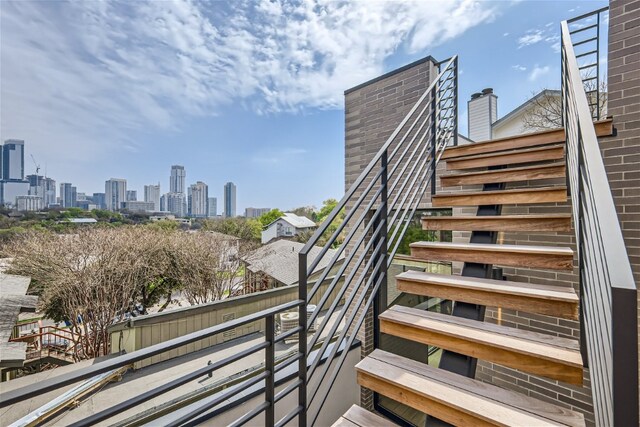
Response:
[396, 271, 579, 302]
[432, 186, 567, 199]
[409, 241, 574, 256]
[445, 144, 564, 162]
[380, 305, 582, 366]
[358, 349, 585, 427]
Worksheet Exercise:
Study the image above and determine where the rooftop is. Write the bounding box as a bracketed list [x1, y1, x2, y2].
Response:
[242, 240, 341, 286]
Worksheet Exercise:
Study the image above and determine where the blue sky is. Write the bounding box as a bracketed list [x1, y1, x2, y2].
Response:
[0, 0, 607, 212]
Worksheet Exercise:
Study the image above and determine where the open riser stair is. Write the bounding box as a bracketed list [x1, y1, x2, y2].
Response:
[340, 121, 620, 426]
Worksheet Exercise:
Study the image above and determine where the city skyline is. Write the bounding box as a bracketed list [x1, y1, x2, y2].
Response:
[1, 1, 608, 210]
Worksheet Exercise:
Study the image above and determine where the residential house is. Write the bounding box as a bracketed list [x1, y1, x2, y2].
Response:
[261, 212, 316, 244]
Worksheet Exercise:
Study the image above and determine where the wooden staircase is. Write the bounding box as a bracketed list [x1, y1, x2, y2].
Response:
[336, 121, 613, 426]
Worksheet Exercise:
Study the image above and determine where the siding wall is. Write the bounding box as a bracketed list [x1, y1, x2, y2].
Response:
[109, 279, 344, 369]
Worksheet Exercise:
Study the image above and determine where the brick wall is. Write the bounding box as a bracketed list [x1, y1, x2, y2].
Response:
[604, 0, 640, 419]
[344, 56, 438, 409]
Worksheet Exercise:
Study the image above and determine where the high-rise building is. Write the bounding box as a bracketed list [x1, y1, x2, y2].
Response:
[208, 197, 217, 217]
[188, 181, 208, 218]
[60, 183, 77, 208]
[170, 165, 186, 194]
[223, 182, 236, 218]
[2, 139, 25, 181]
[245, 207, 271, 218]
[105, 178, 127, 211]
[43, 178, 56, 207]
[126, 190, 137, 201]
[165, 192, 186, 217]
[144, 184, 161, 212]
[91, 193, 106, 210]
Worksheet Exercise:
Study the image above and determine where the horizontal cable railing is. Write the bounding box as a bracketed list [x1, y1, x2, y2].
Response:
[561, 12, 638, 427]
[0, 300, 302, 426]
[566, 6, 608, 121]
[299, 56, 458, 425]
[0, 56, 458, 427]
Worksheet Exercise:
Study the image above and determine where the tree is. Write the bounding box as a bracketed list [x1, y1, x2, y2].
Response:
[315, 199, 345, 248]
[258, 209, 284, 228]
[165, 232, 248, 304]
[5, 228, 168, 359]
[4, 226, 258, 360]
[202, 217, 261, 241]
[521, 81, 607, 132]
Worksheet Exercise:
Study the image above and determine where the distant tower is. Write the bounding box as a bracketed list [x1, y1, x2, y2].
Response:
[105, 178, 127, 211]
[126, 190, 137, 201]
[223, 182, 236, 218]
[188, 181, 208, 218]
[208, 197, 217, 217]
[170, 165, 186, 194]
[2, 139, 25, 181]
[59, 183, 77, 208]
[144, 183, 161, 212]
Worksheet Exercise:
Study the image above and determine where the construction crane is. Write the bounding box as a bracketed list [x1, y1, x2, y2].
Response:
[30, 154, 41, 175]
[30, 154, 42, 197]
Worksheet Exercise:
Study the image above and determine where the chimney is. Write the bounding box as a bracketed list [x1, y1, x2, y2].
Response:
[468, 88, 498, 142]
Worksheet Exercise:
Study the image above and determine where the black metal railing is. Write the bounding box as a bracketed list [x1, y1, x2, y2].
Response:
[0, 300, 303, 426]
[298, 56, 458, 426]
[565, 7, 608, 121]
[0, 56, 458, 427]
[561, 12, 638, 427]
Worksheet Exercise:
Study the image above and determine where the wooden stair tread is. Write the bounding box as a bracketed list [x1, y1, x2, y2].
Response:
[379, 306, 582, 384]
[441, 163, 566, 186]
[421, 214, 572, 232]
[442, 119, 613, 160]
[397, 271, 578, 319]
[397, 270, 577, 300]
[410, 241, 573, 256]
[446, 145, 565, 170]
[357, 349, 585, 426]
[332, 405, 396, 427]
[432, 186, 567, 207]
[409, 241, 574, 271]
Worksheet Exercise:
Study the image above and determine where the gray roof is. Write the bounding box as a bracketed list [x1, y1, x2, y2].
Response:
[492, 89, 561, 129]
[241, 240, 342, 286]
[0, 273, 37, 367]
[266, 213, 316, 230]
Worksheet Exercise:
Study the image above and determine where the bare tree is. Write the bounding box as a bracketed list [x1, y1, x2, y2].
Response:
[521, 80, 607, 132]
[6, 228, 167, 359]
[167, 232, 249, 305]
[4, 227, 257, 360]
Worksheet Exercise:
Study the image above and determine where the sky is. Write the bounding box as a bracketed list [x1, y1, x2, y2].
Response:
[0, 0, 608, 212]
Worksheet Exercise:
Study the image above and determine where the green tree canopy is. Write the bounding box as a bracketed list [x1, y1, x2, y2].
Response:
[258, 209, 284, 228]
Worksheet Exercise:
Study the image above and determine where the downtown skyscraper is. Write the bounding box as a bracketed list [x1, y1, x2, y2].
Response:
[170, 165, 186, 194]
[188, 181, 208, 218]
[144, 184, 161, 212]
[223, 182, 236, 218]
[105, 178, 127, 211]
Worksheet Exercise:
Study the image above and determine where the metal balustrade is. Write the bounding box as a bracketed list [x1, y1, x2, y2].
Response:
[561, 10, 638, 427]
[298, 56, 458, 426]
[0, 56, 458, 426]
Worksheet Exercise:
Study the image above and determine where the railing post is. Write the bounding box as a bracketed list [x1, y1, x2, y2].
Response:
[430, 84, 438, 196]
[297, 254, 308, 427]
[453, 56, 459, 147]
[595, 10, 600, 121]
[265, 314, 275, 427]
[373, 151, 388, 350]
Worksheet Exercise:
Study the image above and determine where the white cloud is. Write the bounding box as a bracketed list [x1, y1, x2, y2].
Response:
[512, 64, 527, 71]
[1, 0, 501, 174]
[503, 32, 509, 36]
[528, 65, 550, 81]
[517, 30, 544, 48]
